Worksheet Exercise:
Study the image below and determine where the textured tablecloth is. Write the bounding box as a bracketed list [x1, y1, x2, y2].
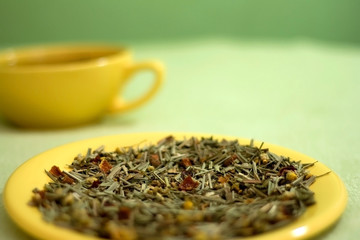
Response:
[0, 39, 359, 239]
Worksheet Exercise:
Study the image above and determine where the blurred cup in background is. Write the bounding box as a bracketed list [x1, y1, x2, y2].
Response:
[0, 43, 164, 128]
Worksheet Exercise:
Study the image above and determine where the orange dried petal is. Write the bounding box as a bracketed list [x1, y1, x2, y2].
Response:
[61, 174, 75, 184]
[99, 159, 113, 173]
[179, 176, 199, 191]
[218, 176, 229, 184]
[150, 154, 161, 167]
[49, 165, 64, 177]
[181, 158, 192, 167]
[223, 154, 237, 167]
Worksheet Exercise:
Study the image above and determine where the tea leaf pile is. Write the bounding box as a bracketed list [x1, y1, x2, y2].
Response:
[30, 136, 317, 240]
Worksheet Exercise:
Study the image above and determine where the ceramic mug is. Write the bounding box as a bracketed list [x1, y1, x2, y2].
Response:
[0, 44, 164, 128]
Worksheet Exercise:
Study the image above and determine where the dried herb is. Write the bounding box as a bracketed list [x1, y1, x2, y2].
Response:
[30, 136, 321, 240]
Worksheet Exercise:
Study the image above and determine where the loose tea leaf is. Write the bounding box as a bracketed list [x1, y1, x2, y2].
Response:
[30, 136, 320, 240]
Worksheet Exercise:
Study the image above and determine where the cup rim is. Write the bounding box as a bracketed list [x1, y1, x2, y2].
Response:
[0, 43, 131, 73]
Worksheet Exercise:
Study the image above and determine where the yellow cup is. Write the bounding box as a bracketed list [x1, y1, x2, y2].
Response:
[0, 44, 164, 128]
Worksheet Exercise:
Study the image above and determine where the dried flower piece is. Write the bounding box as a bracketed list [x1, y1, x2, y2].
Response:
[260, 153, 269, 164]
[150, 154, 161, 167]
[286, 171, 298, 182]
[48, 166, 75, 184]
[62, 174, 75, 184]
[181, 158, 192, 167]
[49, 166, 63, 178]
[199, 157, 207, 163]
[85, 177, 101, 188]
[183, 200, 194, 210]
[223, 154, 237, 166]
[179, 176, 199, 191]
[147, 166, 155, 171]
[118, 207, 131, 220]
[92, 154, 102, 164]
[218, 175, 229, 184]
[279, 166, 297, 176]
[99, 158, 113, 173]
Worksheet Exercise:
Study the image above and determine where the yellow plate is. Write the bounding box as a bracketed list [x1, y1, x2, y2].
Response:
[3, 133, 347, 240]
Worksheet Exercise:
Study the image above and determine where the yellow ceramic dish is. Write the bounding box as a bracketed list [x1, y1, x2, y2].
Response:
[3, 133, 347, 240]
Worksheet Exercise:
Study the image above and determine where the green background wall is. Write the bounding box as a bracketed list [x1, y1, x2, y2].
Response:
[1, 0, 360, 46]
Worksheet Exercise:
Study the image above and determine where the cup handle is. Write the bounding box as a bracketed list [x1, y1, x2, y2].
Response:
[108, 61, 164, 113]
